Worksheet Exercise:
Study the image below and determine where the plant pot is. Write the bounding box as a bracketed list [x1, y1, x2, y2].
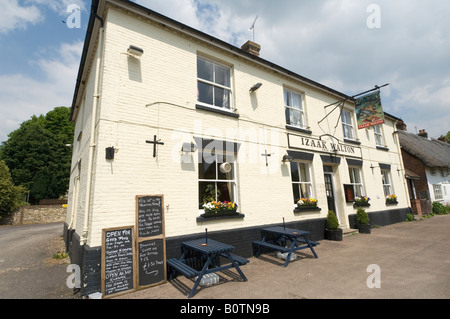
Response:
[356, 223, 371, 234]
[324, 228, 343, 241]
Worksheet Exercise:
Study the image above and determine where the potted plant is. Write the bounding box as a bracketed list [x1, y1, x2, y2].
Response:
[324, 210, 343, 241]
[355, 208, 371, 234]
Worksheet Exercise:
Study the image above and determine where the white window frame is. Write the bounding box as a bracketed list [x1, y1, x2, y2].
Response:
[374, 125, 384, 147]
[342, 109, 356, 140]
[197, 56, 233, 112]
[198, 150, 238, 211]
[284, 88, 306, 129]
[382, 169, 393, 196]
[433, 184, 443, 200]
[349, 166, 364, 197]
[290, 161, 314, 204]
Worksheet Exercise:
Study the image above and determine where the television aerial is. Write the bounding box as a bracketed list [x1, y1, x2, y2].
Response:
[249, 15, 259, 42]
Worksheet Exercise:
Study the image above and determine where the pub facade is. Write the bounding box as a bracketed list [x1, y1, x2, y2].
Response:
[65, 0, 410, 296]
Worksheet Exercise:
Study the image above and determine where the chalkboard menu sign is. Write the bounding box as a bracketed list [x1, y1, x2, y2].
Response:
[138, 238, 166, 287]
[102, 226, 135, 298]
[136, 195, 166, 289]
[136, 195, 164, 238]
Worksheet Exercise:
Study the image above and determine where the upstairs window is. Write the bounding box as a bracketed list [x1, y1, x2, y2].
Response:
[374, 125, 384, 146]
[342, 109, 355, 140]
[197, 56, 232, 110]
[284, 89, 306, 128]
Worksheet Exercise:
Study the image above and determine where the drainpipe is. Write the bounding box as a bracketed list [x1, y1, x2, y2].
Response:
[81, 15, 104, 244]
[393, 121, 411, 204]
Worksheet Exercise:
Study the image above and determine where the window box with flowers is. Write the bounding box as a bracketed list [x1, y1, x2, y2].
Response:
[197, 201, 244, 221]
[353, 196, 371, 208]
[386, 194, 398, 205]
[294, 198, 321, 213]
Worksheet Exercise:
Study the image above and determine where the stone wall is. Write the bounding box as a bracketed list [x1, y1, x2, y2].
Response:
[0, 205, 67, 225]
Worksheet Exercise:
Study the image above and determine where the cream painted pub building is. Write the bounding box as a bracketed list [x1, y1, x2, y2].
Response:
[65, 0, 411, 296]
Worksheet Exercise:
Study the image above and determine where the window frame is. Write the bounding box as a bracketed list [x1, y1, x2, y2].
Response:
[284, 88, 306, 129]
[381, 169, 393, 196]
[373, 125, 384, 147]
[348, 166, 364, 197]
[341, 109, 356, 140]
[198, 150, 238, 211]
[433, 184, 443, 200]
[290, 161, 314, 205]
[197, 56, 234, 112]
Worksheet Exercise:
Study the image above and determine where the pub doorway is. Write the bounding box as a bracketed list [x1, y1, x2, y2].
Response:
[323, 165, 340, 224]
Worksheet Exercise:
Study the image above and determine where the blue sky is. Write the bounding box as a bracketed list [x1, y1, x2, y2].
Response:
[1, 0, 450, 144]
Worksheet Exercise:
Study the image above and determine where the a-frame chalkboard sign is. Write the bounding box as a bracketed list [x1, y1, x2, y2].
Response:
[135, 195, 166, 289]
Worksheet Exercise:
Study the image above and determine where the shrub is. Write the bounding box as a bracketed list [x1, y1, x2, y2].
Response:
[356, 208, 369, 225]
[432, 201, 450, 215]
[0, 160, 26, 219]
[326, 210, 339, 230]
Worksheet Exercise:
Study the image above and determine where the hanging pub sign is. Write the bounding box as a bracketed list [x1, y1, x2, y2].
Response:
[355, 91, 385, 129]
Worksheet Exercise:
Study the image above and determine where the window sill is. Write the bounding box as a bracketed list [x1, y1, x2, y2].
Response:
[294, 207, 321, 213]
[196, 104, 239, 118]
[196, 213, 245, 222]
[344, 138, 361, 145]
[285, 125, 312, 135]
[376, 146, 390, 151]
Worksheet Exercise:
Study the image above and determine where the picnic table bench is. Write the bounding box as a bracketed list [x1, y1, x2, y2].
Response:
[252, 226, 319, 267]
[167, 238, 248, 298]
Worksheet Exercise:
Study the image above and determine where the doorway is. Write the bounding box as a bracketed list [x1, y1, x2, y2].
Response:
[323, 166, 338, 222]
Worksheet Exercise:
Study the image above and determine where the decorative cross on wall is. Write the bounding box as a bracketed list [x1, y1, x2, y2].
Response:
[146, 135, 164, 158]
[261, 149, 272, 167]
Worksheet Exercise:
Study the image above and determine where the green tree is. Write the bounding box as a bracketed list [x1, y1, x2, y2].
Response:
[0, 107, 74, 204]
[0, 160, 26, 218]
[446, 131, 450, 144]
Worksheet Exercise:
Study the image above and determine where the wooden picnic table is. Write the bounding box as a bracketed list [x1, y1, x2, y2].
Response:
[167, 238, 248, 298]
[253, 226, 319, 267]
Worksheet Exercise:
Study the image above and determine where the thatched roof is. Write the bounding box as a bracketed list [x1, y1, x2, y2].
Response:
[398, 130, 450, 168]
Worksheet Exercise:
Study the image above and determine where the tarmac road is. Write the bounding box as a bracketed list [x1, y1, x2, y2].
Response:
[0, 222, 75, 299]
[0, 216, 449, 300]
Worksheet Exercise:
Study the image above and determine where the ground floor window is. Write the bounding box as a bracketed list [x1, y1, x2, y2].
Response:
[382, 169, 393, 196]
[349, 167, 363, 197]
[198, 150, 237, 209]
[290, 161, 313, 203]
[433, 184, 443, 200]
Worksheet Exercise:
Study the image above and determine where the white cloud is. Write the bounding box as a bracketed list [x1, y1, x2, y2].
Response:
[0, 41, 83, 142]
[0, 0, 43, 33]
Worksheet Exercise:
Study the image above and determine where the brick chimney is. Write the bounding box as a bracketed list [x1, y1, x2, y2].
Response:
[418, 129, 428, 139]
[396, 120, 407, 131]
[241, 40, 261, 56]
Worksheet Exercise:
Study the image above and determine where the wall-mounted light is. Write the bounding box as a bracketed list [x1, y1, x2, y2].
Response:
[282, 155, 294, 163]
[181, 142, 198, 153]
[250, 82, 262, 93]
[127, 45, 144, 57]
[106, 147, 115, 160]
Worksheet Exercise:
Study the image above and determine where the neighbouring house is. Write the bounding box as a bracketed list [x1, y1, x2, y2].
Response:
[397, 123, 450, 216]
[64, 0, 411, 296]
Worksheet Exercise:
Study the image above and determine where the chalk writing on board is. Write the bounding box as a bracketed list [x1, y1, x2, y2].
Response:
[138, 239, 165, 287]
[103, 228, 134, 296]
[137, 196, 163, 238]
